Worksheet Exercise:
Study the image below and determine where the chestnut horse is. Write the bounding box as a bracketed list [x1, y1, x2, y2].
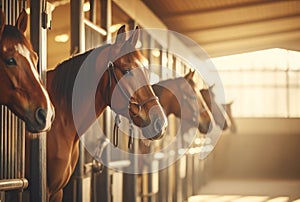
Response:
[222, 101, 237, 133]
[152, 70, 212, 134]
[0, 10, 54, 133]
[45, 26, 167, 201]
[200, 85, 228, 130]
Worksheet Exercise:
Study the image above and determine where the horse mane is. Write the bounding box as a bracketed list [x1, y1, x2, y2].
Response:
[49, 50, 91, 103]
[49, 44, 145, 112]
[49, 44, 110, 106]
[152, 77, 184, 96]
[1, 25, 31, 48]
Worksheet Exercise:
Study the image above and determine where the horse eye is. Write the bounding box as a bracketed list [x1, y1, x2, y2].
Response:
[5, 58, 17, 66]
[122, 69, 132, 76]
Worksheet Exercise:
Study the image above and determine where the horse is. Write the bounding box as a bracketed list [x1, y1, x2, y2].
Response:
[152, 70, 212, 134]
[200, 85, 228, 130]
[0, 9, 54, 133]
[44, 25, 168, 201]
[133, 70, 212, 155]
[222, 101, 237, 133]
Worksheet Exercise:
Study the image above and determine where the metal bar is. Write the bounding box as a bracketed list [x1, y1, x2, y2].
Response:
[70, 1, 85, 201]
[89, 0, 95, 23]
[0, 105, 3, 179]
[4, 107, 7, 178]
[29, 1, 48, 201]
[0, 178, 28, 191]
[84, 19, 107, 36]
[12, 113, 16, 179]
[97, 1, 112, 201]
[70, 0, 85, 54]
[19, 121, 25, 178]
[7, 110, 11, 179]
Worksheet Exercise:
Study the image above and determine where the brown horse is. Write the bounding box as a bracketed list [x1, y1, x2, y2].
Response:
[222, 101, 237, 133]
[200, 85, 228, 130]
[0, 10, 54, 132]
[153, 70, 212, 134]
[45, 26, 167, 201]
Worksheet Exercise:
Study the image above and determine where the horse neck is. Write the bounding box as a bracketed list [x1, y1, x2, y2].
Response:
[46, 50, 108, 136]
[153, 79, 179, 116]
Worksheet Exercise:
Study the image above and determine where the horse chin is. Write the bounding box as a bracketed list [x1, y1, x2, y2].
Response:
[198, 123, 212, 134]
[25, 122, 50, 133]
[142, 127, 165, 141]
[24, 117, 51, 133]
[131, 106, 168, 140]
[222, 121, 228, 130]
[25, 123, 41, 133]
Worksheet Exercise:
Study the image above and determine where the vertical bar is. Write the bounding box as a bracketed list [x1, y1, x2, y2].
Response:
[29, 1, 48, 201]
[0, 106, 3, 179]
[89, 0, 96, 23]
[70, 1, 85, 201]
[4, 107, 7, 178]
[7, 110, 11, 179]
[70, 0, 85, 54]
[93, 1, 112, 202]
[11, 114, 15, 179]
[10, 0, 15, 24]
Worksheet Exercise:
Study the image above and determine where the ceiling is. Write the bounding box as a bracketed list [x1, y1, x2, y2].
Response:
[142, 0, 300, 57]
[46, 0, 300, 68]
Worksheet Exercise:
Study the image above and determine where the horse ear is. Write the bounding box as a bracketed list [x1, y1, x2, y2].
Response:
[184, 69, 194, 81]
[227, 100, 234, 105]
[15, 9, 28, 34]
[208, 84, 215, 90]
[115, 25, 126, 45]
[0, 10, 5, 39]
[127, 26, 139, 47]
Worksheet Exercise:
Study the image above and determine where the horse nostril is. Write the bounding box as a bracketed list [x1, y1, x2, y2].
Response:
[35, 107, 47, 128]
[154, 118, 162, 133]
[154, 118, 165, 134]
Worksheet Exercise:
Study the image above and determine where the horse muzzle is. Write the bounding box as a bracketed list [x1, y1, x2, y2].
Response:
[141, 105, 168, 140]
[26, 105, 55, 133]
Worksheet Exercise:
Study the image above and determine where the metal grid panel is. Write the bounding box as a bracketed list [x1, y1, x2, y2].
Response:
[0, 1, 27, 198]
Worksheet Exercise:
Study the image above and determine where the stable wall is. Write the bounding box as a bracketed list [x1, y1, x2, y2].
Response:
[210, 118, 300, 180]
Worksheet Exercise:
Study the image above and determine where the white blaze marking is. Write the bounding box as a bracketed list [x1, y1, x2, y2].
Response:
[15, 44, 54, 131]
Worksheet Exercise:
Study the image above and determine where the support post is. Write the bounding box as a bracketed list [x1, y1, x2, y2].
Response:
[92, 1, 112, 202]
[70, 1, 85, 202]
[29, 0, 48, 201]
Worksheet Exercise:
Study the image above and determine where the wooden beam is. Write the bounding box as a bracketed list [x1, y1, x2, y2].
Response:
[181, 13, 300, 34]
[197, 30, 300, 57]
[195, 27, 300, 46]
[160, 0, 282, 19]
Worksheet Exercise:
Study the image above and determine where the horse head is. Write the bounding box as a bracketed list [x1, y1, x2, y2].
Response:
[180, 70, 212, 133]
[105, 26, 167, 140]
[200, 84, 227, 130]
[0, 10, 55, 133]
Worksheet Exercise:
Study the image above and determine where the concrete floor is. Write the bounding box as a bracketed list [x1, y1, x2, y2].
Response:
[189, 179, 300, 202]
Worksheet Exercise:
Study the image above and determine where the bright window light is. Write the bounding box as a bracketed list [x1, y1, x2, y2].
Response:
[210, 48, 300, 117]
[83, 2, 90, 12]
[212, 48, 300, 71]
[188, 195, 294, 202]
[267, 197, 290, 202]
[54, 34, 69, 43]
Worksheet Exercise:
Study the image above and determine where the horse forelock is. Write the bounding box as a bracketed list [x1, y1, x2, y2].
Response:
[1, 25, 31, 50]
